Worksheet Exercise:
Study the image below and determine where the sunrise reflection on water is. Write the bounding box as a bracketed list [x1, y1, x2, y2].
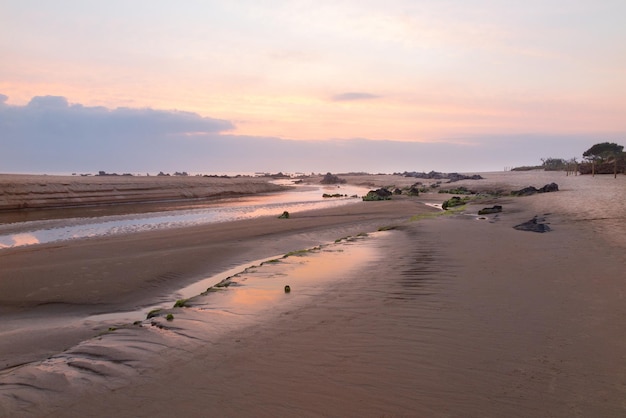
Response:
[193, 242, 380, 315]
[0, 233, 40, 248]
[0, 183, 368, 249]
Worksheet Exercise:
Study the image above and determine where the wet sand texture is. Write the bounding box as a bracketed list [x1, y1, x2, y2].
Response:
[1, 173, 625, 417]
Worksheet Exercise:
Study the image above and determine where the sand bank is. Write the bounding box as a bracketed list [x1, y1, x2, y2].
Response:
[1, 172, 625, 417]
[0, 174, 287, 212]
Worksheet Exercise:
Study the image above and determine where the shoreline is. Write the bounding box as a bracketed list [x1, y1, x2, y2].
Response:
[0, 194, 433, 372]
[1, 172, 626, 416]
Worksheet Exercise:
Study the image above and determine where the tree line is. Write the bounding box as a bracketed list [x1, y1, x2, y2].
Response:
[512, 142, 624, 178]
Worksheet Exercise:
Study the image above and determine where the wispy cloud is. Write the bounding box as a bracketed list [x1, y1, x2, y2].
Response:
[332, 92, 381, 102]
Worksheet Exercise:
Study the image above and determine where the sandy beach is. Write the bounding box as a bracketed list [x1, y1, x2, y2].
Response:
[1, 172, 625, 417]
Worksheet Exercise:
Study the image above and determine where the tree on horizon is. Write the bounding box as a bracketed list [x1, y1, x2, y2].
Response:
[583, 142, 624, 178]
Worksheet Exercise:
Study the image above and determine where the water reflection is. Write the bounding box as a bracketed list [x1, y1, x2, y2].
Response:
[0, 233, 40, 248]
[229, 288, 281, 306]
[0, 184, 368, 249]
[192, 244, 379, 315]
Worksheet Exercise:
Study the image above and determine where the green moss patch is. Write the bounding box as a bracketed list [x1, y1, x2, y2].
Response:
[173, 299, 190, 308]
[146, 309, 162, 319]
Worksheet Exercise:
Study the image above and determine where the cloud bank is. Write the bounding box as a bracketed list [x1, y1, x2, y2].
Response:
[331, 92, 381, 101]
[0, 95, 610, 175]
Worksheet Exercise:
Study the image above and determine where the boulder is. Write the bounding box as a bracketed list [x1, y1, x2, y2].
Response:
[511, 186, 539, 196]
[363, 188, 392, 201]
[540, 182, 559, 193]
[399, 171, 484, 182]
[320, 172, 347, 184]
[442, 196, 469, 210]
[512, 183, 559, 196]
[406, 186, 420, 196]
[478, 205, 503, 215]
[513, 217, 551, 233]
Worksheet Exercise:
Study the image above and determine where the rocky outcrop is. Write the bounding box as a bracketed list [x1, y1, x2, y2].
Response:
[478, 205, 502, 215]
[442, 196, 470, 210]
[406, 185, 420, 196]
[320, 173, 347, 184]
[399, 171, 483, 183]
[363, 188, 392, 201]
[513, 216, 551, 233]
[539, 183, 559, 193]
[511, 183, 559, 196]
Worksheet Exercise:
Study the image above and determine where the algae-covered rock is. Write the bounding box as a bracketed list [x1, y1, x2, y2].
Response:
[363, 188, 392, 201]
[478, 205, 503, 215]
[442, 196, 469, 210]
[512, 183, 559, 196]
[406, 185, 420, 196]
[278, 211, 290, 219]
[438, 186, 472, 195]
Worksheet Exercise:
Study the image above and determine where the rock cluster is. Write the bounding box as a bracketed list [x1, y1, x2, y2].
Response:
[362, 188, 393, 201]
[442, 196, 470, 210]
[511, 183, 559, 196]
[398, 171, 483, 183]
[320, 173, 347, 184]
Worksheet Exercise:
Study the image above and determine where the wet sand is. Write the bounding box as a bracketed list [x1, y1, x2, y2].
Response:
[2, 174, 626, 417]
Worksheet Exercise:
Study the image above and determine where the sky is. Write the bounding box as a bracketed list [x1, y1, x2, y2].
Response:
[1, 0, 625, 174]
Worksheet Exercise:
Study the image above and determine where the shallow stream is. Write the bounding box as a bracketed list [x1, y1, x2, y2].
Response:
[0, 182, 368, 249]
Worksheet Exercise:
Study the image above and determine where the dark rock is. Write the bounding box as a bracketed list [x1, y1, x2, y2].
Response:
[513, 217, 551, 233]
[393, 188, 402, 195]
[320, 172, 347, 184]
[278, 211, 290, 219]
[442, 196, 469, 210]
[446, 173, 484, 183]
[540, 182, 559, 193]
[512, 183, 559, 196]
[398, 171, 484, 182]
[439, 186, 472, 195]
[363, 188, 392, 201]
[478, 205, 503, 215]
[406, 185, 420, 196]
[511, 186, 540, 196]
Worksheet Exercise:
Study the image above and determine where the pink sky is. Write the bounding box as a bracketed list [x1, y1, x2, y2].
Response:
[1, 1, 625, 172]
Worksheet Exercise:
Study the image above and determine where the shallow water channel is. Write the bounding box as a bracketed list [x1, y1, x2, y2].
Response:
[0, 182, 368, 249]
